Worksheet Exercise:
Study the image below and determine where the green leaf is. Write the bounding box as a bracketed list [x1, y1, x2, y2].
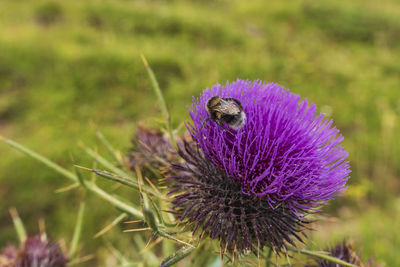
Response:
[160, 246, 195, 267]
[143, 208, 158, 232]
[75, 166, 166, 200]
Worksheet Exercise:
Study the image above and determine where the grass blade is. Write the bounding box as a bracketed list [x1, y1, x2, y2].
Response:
[69, 200, 85, 258]
[74, 166, 89, 189]
[55, 183, 79, 193]
[141, 55, 177, 151]
[133, 235, 158, 265]
[80, 144, 129, 178]
[94, 213, 128, 238]
[95, 129, 125, 167]
[9, 208, 27, 243]
[105, 241, 130, 266]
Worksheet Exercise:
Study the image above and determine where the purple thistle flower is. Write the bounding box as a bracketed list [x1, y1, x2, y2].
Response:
[17, 236, 68, 267]
[0, 245, 18, 267]
[187, 80, 350, 212]
[128, 125, 179, 173]
[168, 79, 350, 254]
[0, 236, 68, 267]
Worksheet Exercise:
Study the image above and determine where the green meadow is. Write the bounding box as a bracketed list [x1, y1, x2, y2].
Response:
[0, 0, 399, 265]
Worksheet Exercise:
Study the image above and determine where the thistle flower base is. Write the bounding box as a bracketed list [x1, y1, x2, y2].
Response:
[169, 142, 308, 255]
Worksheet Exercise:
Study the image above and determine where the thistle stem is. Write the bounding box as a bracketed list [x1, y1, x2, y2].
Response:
[265, 247, 273, 267]
[1, 137, 143, 219]
[89, 184, 143, 218]
[1, 136, 77, 182]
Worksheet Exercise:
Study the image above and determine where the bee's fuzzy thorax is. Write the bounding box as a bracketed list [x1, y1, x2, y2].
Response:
[205, 96, 246, 132]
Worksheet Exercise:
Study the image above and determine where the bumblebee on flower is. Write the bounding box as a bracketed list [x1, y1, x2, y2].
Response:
[168, 79, 350, 255]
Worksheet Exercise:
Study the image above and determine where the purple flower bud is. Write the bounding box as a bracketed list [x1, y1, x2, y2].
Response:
[306, 240, 377, 267]
[17, 236, 68, 267]
[0, 245, 18, 267]
[128, 125, 179, 173]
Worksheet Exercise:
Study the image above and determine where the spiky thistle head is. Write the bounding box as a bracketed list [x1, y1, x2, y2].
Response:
[0, 245, 18, 267]
[17, 236, 68, 267]
[0, 236, 68, 267]
[306, 240, 377, 267]
[169, 141, 308, 254]
[128, 125, 179, 174]
[168, 79, 350, 255]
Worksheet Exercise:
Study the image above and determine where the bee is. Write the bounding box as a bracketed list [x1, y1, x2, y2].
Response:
[205, 96, 246, 133]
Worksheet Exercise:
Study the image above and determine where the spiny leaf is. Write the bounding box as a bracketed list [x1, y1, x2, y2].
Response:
[143, 209, 158, 232]
[75, 166, 166, 200]
[94, 213, 128, 238]
[160, 246, 195, 267]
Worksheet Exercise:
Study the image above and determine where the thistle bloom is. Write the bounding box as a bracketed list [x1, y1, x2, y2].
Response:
[306, 240, 376, 267]
[0, 245, 17, 267]
[169, 80, 350, 254]
[128, 125, 178, 173]
[17, 236, 68, 267]
[0, 236, 67, 267]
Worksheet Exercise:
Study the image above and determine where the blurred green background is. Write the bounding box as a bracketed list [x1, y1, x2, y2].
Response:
[0, 0, 399, 266]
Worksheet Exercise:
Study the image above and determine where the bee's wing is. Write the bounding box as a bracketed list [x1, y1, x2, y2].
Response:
[219, 102, 241, 114]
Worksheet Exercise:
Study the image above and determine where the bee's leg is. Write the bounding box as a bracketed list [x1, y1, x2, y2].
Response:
[202, 117, 210, 128]
[217, 122, 235, 136]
